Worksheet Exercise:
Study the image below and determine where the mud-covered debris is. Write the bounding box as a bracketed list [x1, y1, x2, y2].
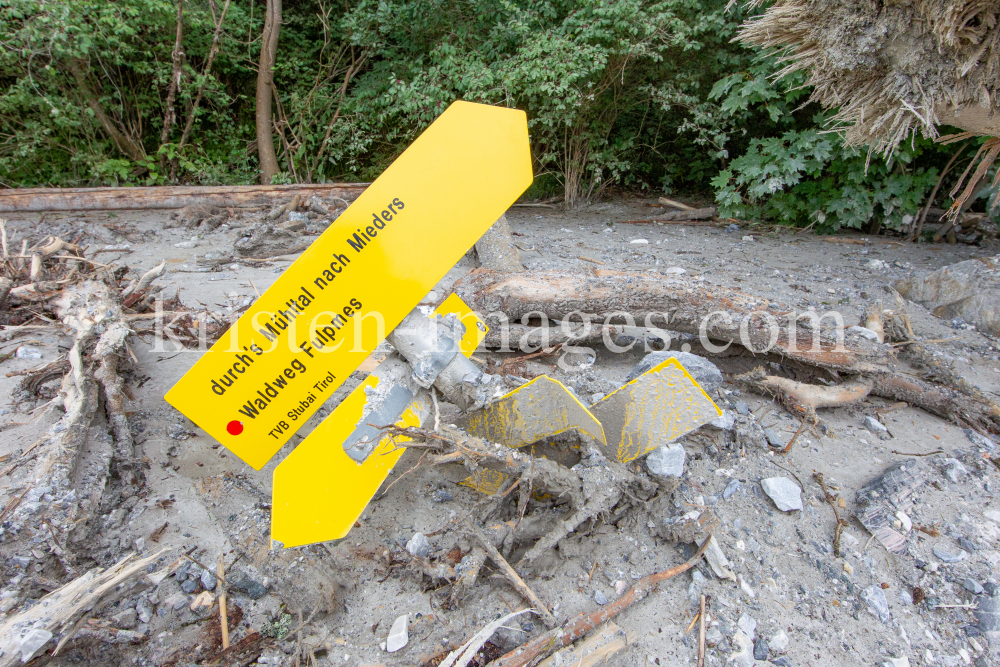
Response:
[233, 223, 305, 258]
[761, 477, 802, 512]
[626, 351, 722, 393]
[645, 443, 685, 477]
[855, 460, 923, 554]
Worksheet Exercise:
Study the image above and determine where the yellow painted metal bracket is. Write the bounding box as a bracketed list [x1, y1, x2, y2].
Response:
[271, 295, 486, 548]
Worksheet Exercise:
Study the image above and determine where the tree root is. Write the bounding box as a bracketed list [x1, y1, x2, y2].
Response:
[738, 367, 874, 422]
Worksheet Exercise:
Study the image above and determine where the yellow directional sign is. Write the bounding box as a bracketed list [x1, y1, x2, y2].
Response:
[271, 294, 486, 548]
[165, 102, 532, 470]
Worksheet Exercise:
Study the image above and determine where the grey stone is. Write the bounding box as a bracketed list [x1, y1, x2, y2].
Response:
[983, 582, 999, 597]
[406, 532, 431, 558]
[861, 584, 891, 623]
[136, 597, 154, 623]
[112, 608, 138, 629]
[754, 638, 769, 661]
[864, 416, 889, 437]
[893, 256, 1000, 337]
[11, 555, 31, 568]
[708, 410, 736, 431]
[763, 428, 784, 448]
[737, 613, 756, 639]
[943, 458, 969, 484]
[386, 614, 408, 653]
[625, 352, 723, 393]
[965, 429, 998, 453]
[19, 628, 53, 662]
[646, 443, 686, 477]
[594, 589, 609, 605]
[976, 596, 1000, 632]
[771, 658, 794, 667]
[200, 569, 217, 591]
[735, 401, 750, 416]
[934, 546, 968, 563]
[723, 479, 741, 500]
[965, 579, 986, 595]
[958, 536, 977, 552]
[761, 477, 802, 511]
[229, 572, 268, 600]
[15, 346, 43, 360]
[769, 630, 789, 653]
[180, 579, 198, 594]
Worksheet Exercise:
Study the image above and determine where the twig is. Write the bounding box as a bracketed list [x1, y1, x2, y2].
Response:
[781, 419, 808, 454]
[432, 387, 441, 432]
[374, 450, 428, 501]
[813, 473, 848, 557]
[577, 256, 605, 265]
[892, 337, 959, 347]
[891, 449, 944, 457]
[697, 594, 707, 667]
[466, 522, 557, 628]
[489, 537, 711, 667]
[218, 550, 229, 650]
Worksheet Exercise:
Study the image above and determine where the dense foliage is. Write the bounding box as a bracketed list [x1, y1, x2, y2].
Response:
[0, 0, 988, 231]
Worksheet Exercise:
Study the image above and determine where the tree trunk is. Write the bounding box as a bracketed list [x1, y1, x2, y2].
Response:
[255, 0, 282, 184]
[159, 0, 185, 152]
[68, 60, 145, 161]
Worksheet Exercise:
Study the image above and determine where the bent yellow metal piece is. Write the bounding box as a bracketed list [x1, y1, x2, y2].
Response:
[591, 358, 721, 463]
[166, 101, 531, 470]
[466, 375, 606, 449]
[271, 296, 486, 548]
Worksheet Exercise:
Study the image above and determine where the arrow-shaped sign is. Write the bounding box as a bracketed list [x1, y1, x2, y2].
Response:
[166, 102, 532, 470]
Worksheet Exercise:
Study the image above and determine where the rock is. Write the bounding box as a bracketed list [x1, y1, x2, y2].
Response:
[136, 597, 154, 623]
[708, 410, 736, 430]
[112, 608, 139, 629]
[965, 579, 986, 595]
[646, 443, 686, 477]
[883, 658, 910, 667]
[849, 325, 881, 340]
[700, 535, 736, 581]
[942, 458, 969, 484]
[735, 401, 750, 416]
[625, 351, 723, 393]
[894, 511, 912, 533]
[965, 429, 998, 453]
[984, 582, 999, 597]
[761, 477, 802, 511]
[164, 592, 189, 610]
[406, 532, 431, 558]
[180, 579, 199, 594]
[737, 613, 756, 639]
[976, 596, 1000, 632]
[201, 569, 217, 591]
[754, 638, 769, 661]
[770, 630, 789, 653]
[861, 584, 891, 623]
[763, 428, 784, 448]
[933, 546, 967, 563]
[594, 589, 609, 605]
[893, 256, 1000, 337]
[865, 259, 888, 271]
[386, 614, 408, 653]
[771, 658, 794, 667]
[864, 416, 889, 438]
[855, 460, 923, 555]
[958, 536, 977, 552]
[19, 628, 53, 662]
[723, 479, 741, 500]
[15, 346, 42, 360]
[229, 572, 268, 599]
[728, 631, 754, 667]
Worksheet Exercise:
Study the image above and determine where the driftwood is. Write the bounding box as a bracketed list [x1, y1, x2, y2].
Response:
[454, 269, 1000, 434]
[0, 550, 165, 665]
[488, 538, 710, 667]
[0, 184, 368, 213]
[651, 207, 717, 221]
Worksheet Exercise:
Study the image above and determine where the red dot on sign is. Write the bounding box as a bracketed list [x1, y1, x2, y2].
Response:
[227, 421, 244, 436]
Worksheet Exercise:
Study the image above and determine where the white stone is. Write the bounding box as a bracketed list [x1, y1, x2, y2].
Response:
[15, 347, 42, 360]
[849, 326, 881, 341]
[700, 535, 736, 581]
[769, 630, 789, 653]
[841, 531, 860, 548]
[664, 266, 686, 274]
[406, 532, 430, 558]
[630, 239, 649, 245]
[738, 576, 756, 599]
[742, 236, 754, 242]
[708, 410, 736, 430]
[883, 657, 910, 667]
[728, 631, 754, 667]
[895, 511, 912, 533]
[864, 415, 889, 435]
[386, 614, 408, 653]
[20, 628, 53, 662]
[737, 613, 756, 640]
[646, 443, 685, 477]
[984, 510, 1000, 524]
[761, 477, 803, 511]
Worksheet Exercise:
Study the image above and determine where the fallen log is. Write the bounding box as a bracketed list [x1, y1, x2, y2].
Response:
[0, 183, 368, 213]
[454, 269, 1000, 434]
[651, 207, 717, 221]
